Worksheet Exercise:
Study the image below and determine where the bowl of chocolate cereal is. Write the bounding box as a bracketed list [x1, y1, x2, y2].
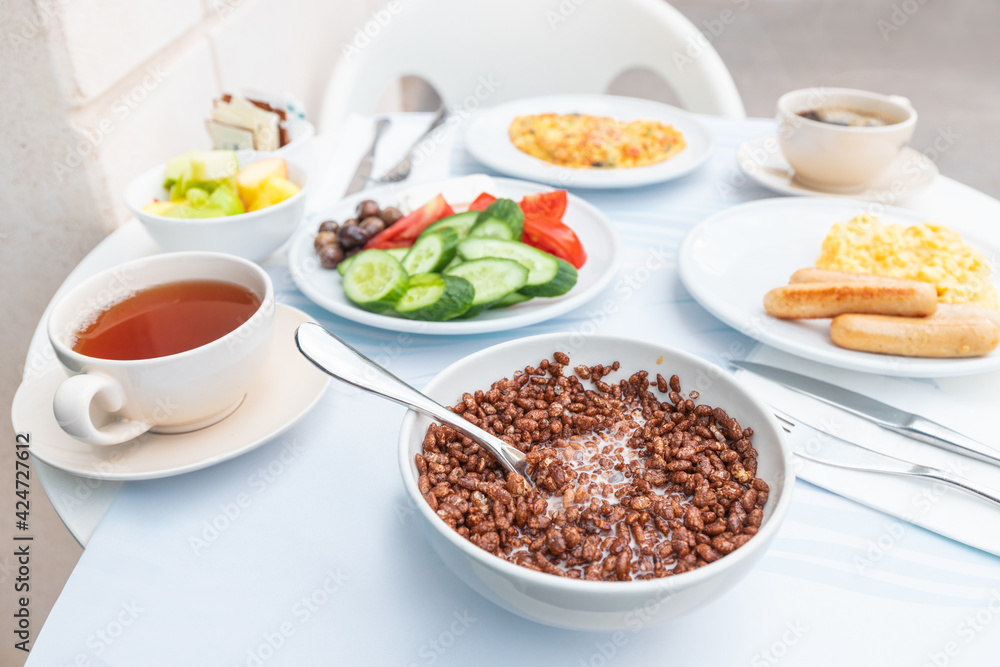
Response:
[398, 333, 794, 631]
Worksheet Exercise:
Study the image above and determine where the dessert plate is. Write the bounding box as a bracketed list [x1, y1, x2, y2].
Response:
[464, 94, 714, 189]
[11, 304, 329, 480]
[737, 133, 938, 202]
[288, 174, 622, 334]
[678, 197, 1000, 377]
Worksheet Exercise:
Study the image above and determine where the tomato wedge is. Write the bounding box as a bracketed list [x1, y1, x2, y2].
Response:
[520, 190, 567, 221]
[522, 216, 587, 268]
[364, 194, 455, 249]
[467, 192, 496, 212]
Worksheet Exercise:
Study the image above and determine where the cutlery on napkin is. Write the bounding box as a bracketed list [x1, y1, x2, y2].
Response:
[731, 360, 1000, 467]
[773, 408, 1000, 508]
[344, 117, 391, 195]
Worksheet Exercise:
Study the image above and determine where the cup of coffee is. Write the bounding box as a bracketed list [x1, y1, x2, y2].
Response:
[47, 252, 275, 445]
[777, 87, 917, 192]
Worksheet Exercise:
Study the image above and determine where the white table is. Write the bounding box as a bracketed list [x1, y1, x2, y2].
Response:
[23, 113, 1000, 665]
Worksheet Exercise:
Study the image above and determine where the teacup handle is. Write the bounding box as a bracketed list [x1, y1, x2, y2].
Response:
[53, 373, 152, 446]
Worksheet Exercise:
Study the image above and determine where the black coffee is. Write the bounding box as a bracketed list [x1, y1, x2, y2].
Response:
[797, 107, 896, 127]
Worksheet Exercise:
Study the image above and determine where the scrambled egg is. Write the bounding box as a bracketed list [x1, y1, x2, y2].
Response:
[817, 214, 998, 308]
[508, 113, 685, 169]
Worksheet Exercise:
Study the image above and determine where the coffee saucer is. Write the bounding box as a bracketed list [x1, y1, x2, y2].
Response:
[736, 133, 938, 202]
[11, 304, 330, 481]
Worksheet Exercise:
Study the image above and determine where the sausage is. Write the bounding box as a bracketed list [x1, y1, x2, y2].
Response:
[763, 282, 938, 319]
[830, 314, 1000, 358]
[933, 303, 1000, 327]
[788, 268, 916, 285]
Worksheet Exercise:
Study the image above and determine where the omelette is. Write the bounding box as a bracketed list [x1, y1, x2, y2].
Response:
[509, 113, 686, 169]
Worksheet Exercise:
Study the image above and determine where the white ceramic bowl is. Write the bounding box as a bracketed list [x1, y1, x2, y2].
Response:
[398, 333, 794, 631]
[124, 155, 308, 261]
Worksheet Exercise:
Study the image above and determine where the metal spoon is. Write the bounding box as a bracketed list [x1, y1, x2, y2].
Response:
[295, 322, 533, 485]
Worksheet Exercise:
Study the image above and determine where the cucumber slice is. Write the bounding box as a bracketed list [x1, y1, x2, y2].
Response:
[336, 254, 355, 277]
[342, 250, 409, 313]
[489, 292, 533, 309]
[394, 273, 474, 321]
[419, 211, 479, 240]
[469, 217, 517, 240]
[401, 228, 458, 275]
[519, 257, 576, 298]
[457, 238, 577, 297]
[337, 247, 407, 276]
[475, 199, 524, 239]
[445, 258, 528, 308]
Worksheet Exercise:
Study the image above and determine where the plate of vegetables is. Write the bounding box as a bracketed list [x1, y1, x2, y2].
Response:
[287, 174, 622, 334]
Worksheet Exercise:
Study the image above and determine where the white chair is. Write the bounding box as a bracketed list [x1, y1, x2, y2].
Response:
[318, 0, 745, 132]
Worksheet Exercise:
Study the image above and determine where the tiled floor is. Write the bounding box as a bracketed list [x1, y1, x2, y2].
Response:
[4, 2, 995, 665]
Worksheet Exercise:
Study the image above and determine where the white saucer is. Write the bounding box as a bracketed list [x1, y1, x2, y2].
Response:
[11, 304, 330, 481]
[736, 133, 938, 202]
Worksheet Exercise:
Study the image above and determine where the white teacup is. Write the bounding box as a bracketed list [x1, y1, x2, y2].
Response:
[47, 252, 275, 445]
[777, 87, 917, 192]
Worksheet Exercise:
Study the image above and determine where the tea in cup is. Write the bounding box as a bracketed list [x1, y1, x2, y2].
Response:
[47, 252, 275, 445]
[777, 87, 917, 192]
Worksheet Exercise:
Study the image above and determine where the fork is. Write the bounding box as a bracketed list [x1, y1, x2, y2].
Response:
[774, 410, 1000, 508]
[371, 107, 450, 184]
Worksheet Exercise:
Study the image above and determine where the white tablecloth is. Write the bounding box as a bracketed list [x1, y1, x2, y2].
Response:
[25, 113, 1000, 666]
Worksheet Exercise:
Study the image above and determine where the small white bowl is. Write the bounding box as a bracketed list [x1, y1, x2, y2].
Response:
[398, 333, 794, 631]
[124, 155, 308, 262]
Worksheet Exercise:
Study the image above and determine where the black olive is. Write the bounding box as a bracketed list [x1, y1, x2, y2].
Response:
[341, 217, 359, 228]
[318, 244, 345, 269]
[360, 216, 386, 236]
[356, 199, 380, 219]
[378, 206, 404, 225]
[339, 224, 369, 249]
[318, 220, 339, 233]
[313, 231, 338, 252]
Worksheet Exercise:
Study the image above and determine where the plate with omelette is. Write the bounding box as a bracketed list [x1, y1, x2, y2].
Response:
[678, 197, 1000, 377]
[464, 94, 714, 189]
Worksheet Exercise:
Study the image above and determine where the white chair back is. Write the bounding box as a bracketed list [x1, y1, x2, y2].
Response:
[319, 0, 745, 132]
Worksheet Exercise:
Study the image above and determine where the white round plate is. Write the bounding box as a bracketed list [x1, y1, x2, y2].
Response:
[288, 174, 623, 334]
[463, 94, 715, 189]
[737, 134, 938, 202]
[12, 305, 330, 480]
[678, 197, 1000, 377]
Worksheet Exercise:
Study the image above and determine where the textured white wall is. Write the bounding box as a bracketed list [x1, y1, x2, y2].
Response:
[0, 2, 372, 663]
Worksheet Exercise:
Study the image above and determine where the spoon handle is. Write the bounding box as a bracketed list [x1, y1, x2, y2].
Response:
[294, 323, 531, 482]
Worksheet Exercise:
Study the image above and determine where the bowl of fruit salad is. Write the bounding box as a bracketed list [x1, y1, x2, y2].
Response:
[124, 149, 307, 261]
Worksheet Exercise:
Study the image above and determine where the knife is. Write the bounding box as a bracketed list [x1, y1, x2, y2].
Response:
[344, 117, 390, 196]
[773, 408, 1000, 508]
[731, 360, 1000, 467]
